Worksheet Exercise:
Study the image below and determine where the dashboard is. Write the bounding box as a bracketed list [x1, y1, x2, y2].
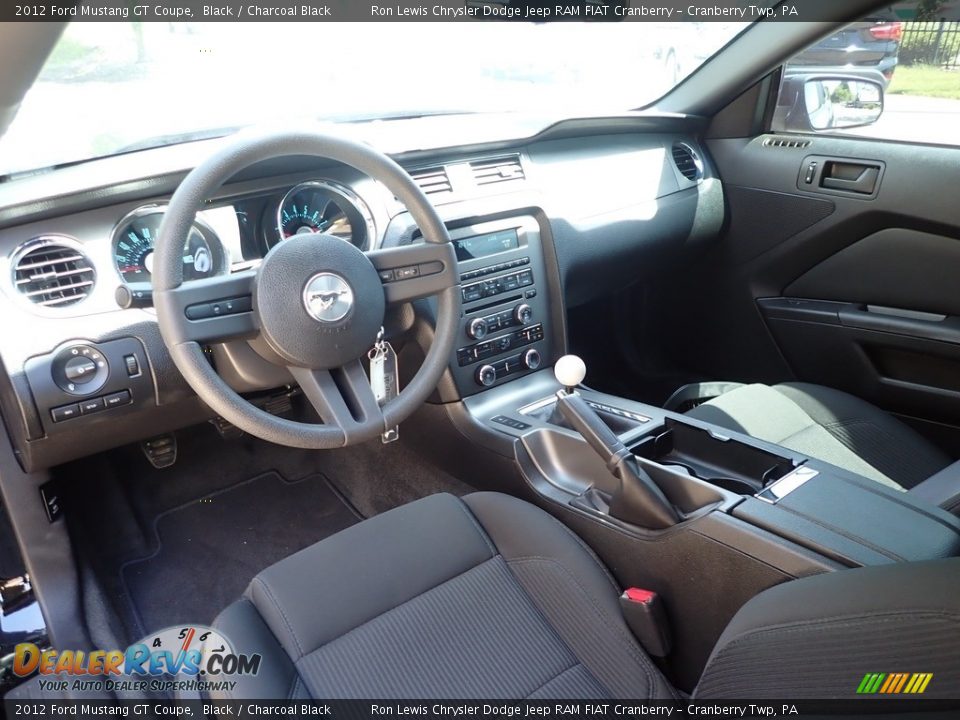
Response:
[0, 115, 723, 471]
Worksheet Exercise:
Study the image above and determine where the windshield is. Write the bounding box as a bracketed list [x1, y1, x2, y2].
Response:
[0, 21, 747, 178]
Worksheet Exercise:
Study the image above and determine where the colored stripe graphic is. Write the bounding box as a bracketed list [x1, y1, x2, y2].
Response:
[892, 673, 909, 693]
[879, 674, 896, 693]
[857, 672, 932, 694]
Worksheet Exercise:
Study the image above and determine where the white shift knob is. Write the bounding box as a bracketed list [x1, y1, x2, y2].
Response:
[554, 354, 586, 390]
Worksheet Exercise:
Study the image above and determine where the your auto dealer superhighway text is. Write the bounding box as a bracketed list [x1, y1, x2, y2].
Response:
[371, 705, 793, 717]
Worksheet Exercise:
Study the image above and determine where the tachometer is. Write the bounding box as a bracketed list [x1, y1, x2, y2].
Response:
[113, 207, 226, 284]
[273, 181, 375, 250]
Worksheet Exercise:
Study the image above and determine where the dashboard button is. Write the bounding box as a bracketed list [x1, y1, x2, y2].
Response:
[378, 269, 396, 282]
[104, 390, 132, 408]
[396, 265, 420, 280]
[51, 404, 80, 423]
[80, 397, 106, 415]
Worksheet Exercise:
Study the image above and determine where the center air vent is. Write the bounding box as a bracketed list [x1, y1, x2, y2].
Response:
[671, 143, 703, 182]
[410, 166, 452, 196]
[12, 237, 96, 308]
[470, 155, 525, 186]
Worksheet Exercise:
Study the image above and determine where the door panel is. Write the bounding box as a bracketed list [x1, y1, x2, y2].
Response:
[667, 133, 960, 446]
[786, 228, 960, 316]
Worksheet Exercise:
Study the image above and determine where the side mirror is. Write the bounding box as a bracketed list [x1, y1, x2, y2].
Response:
[775, 73, 884, 133]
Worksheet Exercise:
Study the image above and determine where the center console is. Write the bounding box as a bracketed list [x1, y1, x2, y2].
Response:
[463, 364, 960, 566]
[446, 217, 552, 396]
[439, 357, 960, 689]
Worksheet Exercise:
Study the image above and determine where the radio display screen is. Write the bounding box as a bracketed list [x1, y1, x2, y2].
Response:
[454, 229, 519, 261]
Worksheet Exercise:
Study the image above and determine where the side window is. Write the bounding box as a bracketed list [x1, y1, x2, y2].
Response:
[771, 1, 960, 145]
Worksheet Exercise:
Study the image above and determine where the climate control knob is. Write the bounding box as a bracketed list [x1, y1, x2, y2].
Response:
[514, 303, 533, 325]
[467, 317, 489, 340]
[476, 364, 497, 387]
[523, 348, 542, 370]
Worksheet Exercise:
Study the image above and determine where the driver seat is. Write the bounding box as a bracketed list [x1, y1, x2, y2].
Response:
[212, 492, 960, 699]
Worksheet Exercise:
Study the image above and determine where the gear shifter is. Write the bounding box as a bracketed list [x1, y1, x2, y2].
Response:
[553, 355, 679, 529]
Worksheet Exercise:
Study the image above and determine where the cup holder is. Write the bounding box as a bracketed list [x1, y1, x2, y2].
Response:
[630, 418, 795, 495]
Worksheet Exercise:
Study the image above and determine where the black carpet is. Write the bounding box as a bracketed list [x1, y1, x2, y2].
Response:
[120, 472, 360, 633]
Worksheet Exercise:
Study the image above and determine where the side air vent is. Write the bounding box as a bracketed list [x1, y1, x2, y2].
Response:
[12, 236, 96, 308]
[671, 143, 703, 182]
[763, 137, 812, 149]
[410, 166, 452, 196]
[470, 155, 525, 186]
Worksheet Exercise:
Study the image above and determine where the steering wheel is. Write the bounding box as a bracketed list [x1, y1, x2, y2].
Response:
[153, 130, 459, 449]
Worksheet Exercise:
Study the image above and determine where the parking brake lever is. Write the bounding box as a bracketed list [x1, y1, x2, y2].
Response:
[554, 356, 679, 530]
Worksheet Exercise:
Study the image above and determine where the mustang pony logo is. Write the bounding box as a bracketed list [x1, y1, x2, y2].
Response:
[303, 272, 353, 322]
[311, 289, 348, 310]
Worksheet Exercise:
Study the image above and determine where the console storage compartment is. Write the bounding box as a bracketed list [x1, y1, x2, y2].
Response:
[631, 418, 797, 495]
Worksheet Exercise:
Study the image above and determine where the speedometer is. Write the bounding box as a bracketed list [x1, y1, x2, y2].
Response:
[272, 181, 376, 250]
[112, 207, 226, 284]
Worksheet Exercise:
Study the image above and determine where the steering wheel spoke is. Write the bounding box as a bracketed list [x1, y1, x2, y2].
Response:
[289, 361, 386, 442]
[367, 242, 458, 305]
[155, 270, 258, 344]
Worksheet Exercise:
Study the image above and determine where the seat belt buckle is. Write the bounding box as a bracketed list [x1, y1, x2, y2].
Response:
[619, 587, 672, 657]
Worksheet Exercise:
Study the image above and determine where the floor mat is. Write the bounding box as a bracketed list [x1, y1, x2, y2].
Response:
[120, 472, 360, 634]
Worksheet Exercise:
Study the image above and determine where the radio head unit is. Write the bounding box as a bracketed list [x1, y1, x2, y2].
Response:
[447, 217, 552, 396]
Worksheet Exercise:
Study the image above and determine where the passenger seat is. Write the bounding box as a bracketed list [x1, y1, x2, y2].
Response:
[679, 382, 959, 511]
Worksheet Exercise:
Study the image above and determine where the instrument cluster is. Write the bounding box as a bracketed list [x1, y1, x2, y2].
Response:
[112, 180, 378, 289]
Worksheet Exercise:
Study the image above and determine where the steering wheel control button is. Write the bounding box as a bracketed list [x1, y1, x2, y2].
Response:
[303, 272, 354, 323]
[185, 295, 252, 321]
[64, 356, 97, 383]
[395, 265, 420, 281]
[379, 262, 444, 284]
[50, 404, 81, 423]
[52, 344, 109, 395]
